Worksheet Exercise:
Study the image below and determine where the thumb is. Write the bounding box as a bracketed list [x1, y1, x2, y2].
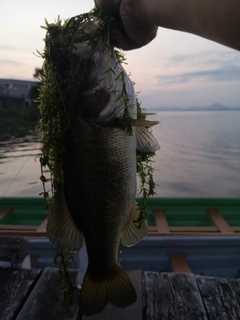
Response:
[94, 0, 121, 14]
[120, 4, 158, 48]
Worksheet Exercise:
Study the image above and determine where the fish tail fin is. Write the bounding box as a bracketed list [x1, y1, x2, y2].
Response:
[79, 264, 137, 316]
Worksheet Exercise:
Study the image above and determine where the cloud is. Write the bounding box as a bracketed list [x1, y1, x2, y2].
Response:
[138, 80, 240, 108]
[0, 44, 18, 51]
[0, 60, 23, 66]
[156, 49, 240, 84]
[157, 65, 240, 84]
[167, 50, 240, 68]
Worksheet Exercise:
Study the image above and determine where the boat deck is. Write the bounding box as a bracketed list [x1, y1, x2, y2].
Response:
[1, 267, 240, 320]
[1, 197, 240, 279]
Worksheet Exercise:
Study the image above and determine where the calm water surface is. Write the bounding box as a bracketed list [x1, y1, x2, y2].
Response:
[149, 111, 240, 197]
[0, 129, 42, 197]
[0, 111, 239, 198]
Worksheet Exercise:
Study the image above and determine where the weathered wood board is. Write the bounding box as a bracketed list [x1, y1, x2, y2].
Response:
[145, 272, 208, 320]
[2, 265, 240, 320]
[81, 270, 142, 320]
[196, 275, 240, 320]
[0, 268, 41, 320]
[0, 237, 29, 262]
[16, 267, 80, 320]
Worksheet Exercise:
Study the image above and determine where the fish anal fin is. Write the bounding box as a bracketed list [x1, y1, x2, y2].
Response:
[136, 125, 160, 153]
[121, 203, 148, 247]
[46, 188, 84, 252]
[79, 264, 137, 316]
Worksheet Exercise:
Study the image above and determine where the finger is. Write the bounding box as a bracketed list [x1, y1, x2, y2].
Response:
[114, 30, 140, 50]
[119, 3, 158, 49]
[115, 18, 158, 50]
[114, 27, 158, 50]
[126, 23, 158, 48]
[94, 0, 121, 14]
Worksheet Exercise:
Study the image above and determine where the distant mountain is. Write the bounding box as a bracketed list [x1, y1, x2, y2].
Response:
[208, 103, 227, 110]
[150, 103, 240, 112]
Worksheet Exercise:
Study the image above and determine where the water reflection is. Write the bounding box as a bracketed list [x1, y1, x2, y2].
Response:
[148, 111, 240, 198]
[0, 123, 43, 197]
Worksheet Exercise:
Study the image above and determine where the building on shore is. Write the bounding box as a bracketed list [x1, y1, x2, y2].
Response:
[0, 78, 40, 110]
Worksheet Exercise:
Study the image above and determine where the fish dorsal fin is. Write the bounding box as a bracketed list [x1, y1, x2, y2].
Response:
[121, 202, 148, 247]
[135, 125, 160, 153]
[46, 188, 84, 252]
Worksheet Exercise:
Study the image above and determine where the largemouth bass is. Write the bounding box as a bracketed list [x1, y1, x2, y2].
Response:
[44, 17, 160, 316]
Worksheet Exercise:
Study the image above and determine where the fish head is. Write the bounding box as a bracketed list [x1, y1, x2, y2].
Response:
[70, 28, 137, 124]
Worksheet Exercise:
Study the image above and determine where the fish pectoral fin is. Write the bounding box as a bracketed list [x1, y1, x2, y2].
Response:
[79, 265, 136, 316]
[135, 125, 160, 153]
[121, 202, 148, 247]
[46, 189, 84, 252]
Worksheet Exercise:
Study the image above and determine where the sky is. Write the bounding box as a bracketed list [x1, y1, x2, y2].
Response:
[1, 0, 240, 109]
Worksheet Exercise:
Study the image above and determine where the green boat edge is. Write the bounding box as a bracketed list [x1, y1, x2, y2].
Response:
[0, 197, 240, 229]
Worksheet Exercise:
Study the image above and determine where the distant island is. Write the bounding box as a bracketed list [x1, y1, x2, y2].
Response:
[149, 103, 240, 112]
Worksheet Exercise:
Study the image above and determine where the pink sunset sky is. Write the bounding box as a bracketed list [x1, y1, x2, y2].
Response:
[1, 0, 240, 109]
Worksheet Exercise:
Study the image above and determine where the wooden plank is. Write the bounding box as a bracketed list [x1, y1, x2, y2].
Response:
[196, 275, 240, 320]
[149, 226, 240, 234]
[0, 224, 37, 230]
[148, 226, 219, 233]
[0, 268, 41, 320]
[0, 237, 29, 262]
[1, 219, 240, 238]
[16, 267, 80, 320]
[36, 217, 47, 233]
[148, 232, 239, 237]
[236, 278, 240, 287]
[148, 225, 240, 236]
[170, 254, 191, 273]
[0, 208, 12, 220]
[3, 228, 239, 238]
[207, 209, 233, 233]
[232, 227, 240, 232]
[154, 210, 170, 234]
[0, 230, 47, 238]
[82, 270, 142, 320]
[170, 226, 218, 232]
[145, 272, 208, 320]
[148, 226, 158, 232]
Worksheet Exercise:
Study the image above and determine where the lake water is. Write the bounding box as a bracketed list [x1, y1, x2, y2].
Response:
[148, 111, 240, 198]
[0, 111, 239, 198]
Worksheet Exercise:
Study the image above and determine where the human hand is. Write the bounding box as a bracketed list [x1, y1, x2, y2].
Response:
[94, 0, 158, 50]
